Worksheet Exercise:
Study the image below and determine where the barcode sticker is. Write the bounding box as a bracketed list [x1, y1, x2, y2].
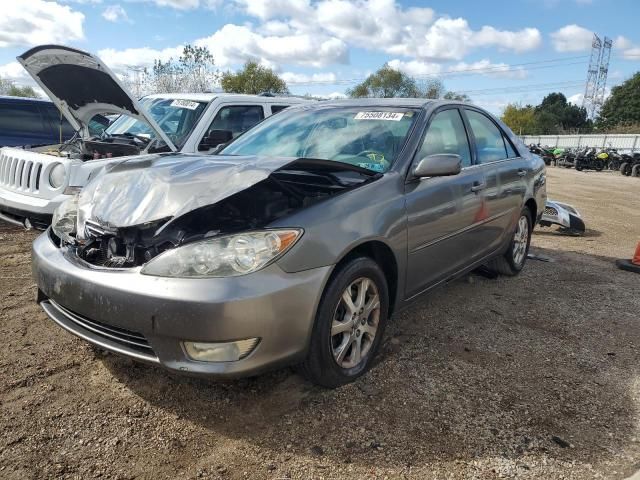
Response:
[170, 99, 200, 110]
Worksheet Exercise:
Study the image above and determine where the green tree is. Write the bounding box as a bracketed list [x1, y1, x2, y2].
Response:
[0, 76, 39, 98]
[533, 92, 590, 133]
[220, 61, 288, 95]
[501, 103, 536, 135]
[347, 64, 421, 98]
[596, 72, 640, 130]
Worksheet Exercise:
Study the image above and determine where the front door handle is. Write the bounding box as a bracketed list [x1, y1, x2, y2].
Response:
[470, 181, 486, 192]
[517, 169, 527, 177]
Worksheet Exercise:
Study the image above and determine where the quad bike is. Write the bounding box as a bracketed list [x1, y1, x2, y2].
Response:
[539, 200, 586, 236]
[619, 153, 640, 177]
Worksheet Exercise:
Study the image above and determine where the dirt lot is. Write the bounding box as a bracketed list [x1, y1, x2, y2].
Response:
[0, 167, 638, 479]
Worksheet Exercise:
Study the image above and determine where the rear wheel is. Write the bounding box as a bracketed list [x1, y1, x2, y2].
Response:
[299, 257, 389, 388]
[620, 162, 631, 176]
[487, 208, 532, 276]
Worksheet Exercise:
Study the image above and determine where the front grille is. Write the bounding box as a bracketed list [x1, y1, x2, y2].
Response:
[52, 301, 154, 355]
[0, 151, 43, 192]
[544, 206, 558, 216]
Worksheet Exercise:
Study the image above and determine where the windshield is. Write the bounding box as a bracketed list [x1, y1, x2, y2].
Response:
[220, 106, 418, 173]
[105, 97, 208, 149]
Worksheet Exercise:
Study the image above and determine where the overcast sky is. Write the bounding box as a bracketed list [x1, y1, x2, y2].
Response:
[1, 0, 639, 113]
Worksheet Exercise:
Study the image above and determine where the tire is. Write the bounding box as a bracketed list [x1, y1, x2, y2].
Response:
[632, 165, 640, 177]
[487, 208, 532, 277]
[575, 160, 583, 171]
[299, 257, 389, 388]
[620, 162, 630, 176]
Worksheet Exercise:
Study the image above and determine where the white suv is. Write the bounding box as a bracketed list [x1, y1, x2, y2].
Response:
[0, 45, 308, 228]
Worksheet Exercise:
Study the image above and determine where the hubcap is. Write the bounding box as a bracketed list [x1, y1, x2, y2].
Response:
[331, 277, 380, 369]
[512, 215, 529, 266]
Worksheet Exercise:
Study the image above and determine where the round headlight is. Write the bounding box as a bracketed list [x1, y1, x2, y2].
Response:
[49, 163, 66, 189]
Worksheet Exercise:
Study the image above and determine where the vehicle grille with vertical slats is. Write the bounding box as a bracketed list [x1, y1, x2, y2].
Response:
[0, 150, 42, 192]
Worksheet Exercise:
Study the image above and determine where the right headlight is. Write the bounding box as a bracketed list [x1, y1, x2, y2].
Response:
[49, 163, 66, 189]
[140, 229, 302, 278]
[51, 194, 78, 244]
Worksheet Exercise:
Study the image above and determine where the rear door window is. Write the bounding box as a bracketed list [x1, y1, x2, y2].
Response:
[465, 109, 509, 164]
[0, 103, 48, 137]
[206, 105, 265, 138]
[270, 105, 290, 114]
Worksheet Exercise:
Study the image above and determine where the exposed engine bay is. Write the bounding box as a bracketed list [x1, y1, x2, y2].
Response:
[60, 159, 380, 268]
[34, 133, 169, 161]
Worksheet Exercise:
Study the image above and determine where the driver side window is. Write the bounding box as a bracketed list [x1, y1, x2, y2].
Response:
[206, 105, 265, 139]
[417, 109, 471, 167]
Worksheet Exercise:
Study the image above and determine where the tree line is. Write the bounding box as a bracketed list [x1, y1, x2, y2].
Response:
[2, 43, 638, 133]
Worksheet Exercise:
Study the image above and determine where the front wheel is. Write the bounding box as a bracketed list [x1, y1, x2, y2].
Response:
[620, 162, 630, 176]
[299, 257, 389, 388]
[487, 208, 532, 276]
[632, 165, 640, 177]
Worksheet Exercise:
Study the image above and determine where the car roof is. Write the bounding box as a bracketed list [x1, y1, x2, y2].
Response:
[0, 95, 52, 103]
[143, 92, 310, 103]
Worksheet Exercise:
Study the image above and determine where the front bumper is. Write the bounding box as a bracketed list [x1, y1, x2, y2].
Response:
[32, 231, 332, 378]
[0, 189, 68, 228]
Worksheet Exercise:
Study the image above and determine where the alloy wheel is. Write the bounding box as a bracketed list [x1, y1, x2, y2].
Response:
[330, 277, 380, 369]
[512, 215, 529, 266]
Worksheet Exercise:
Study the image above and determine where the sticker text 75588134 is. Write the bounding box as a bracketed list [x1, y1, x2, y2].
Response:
[354, 112, 405, 121]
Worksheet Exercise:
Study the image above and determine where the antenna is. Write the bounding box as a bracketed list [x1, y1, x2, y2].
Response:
[582, 33, 601, 120]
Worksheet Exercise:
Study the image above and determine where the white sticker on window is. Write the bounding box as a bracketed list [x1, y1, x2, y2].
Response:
[354, 111, 405, 121]
[170, 99, 200, 110]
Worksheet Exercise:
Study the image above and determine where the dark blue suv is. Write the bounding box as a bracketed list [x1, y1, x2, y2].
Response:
[0, 96, 109, 147]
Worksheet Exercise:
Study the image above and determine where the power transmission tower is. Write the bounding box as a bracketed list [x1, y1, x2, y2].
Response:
[593, 36, 612, 118]
[582, 34, 601, 119]
[582, 34, 614, 120]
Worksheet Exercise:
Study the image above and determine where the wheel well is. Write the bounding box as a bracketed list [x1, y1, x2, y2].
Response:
[333, 241, 399, 316]
[525, 198, 537, 224]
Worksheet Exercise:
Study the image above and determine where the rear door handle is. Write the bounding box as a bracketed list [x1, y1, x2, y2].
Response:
[470, 181, 486, 192]
[517, 169, 527, 177]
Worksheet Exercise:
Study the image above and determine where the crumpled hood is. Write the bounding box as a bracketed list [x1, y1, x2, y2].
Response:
[76, 154, 296, 238]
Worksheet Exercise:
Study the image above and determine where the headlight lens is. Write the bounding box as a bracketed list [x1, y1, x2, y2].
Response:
[141, 229, 302, 278]
[49, 163, 66, 189]
[51, 194, 79, 244]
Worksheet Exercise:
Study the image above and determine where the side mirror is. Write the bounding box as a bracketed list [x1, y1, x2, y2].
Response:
[198, 129, 233, 151]
[413, 154, 462, 178]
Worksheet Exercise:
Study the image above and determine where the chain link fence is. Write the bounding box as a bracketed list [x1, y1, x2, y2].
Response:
[521, 134, 640, 152]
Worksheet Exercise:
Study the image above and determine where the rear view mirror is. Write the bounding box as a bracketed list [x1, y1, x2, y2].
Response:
[413, 154, 461, 178]
[198, 129, 233, 151]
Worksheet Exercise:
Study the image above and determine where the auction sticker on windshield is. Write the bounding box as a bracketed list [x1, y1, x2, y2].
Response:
[354, 112, 404, 121]
[170, 99, 200, 110]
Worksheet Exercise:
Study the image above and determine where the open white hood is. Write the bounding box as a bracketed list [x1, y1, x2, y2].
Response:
[17, 45, 177, 151]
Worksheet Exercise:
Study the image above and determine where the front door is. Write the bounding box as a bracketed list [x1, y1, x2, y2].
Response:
[405, 107, 485, 298]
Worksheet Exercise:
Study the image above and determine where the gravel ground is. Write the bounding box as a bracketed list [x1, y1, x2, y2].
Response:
[0, 167, 639, 479]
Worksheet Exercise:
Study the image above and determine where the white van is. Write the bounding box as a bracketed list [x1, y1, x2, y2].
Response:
[0, 45, 308, 228]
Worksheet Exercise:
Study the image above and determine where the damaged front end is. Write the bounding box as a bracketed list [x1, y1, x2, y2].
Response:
[539, 200, 586, 236]
[52, 155, 380, 272]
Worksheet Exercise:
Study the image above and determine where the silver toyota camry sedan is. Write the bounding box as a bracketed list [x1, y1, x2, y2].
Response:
[32, 99, 546, 387]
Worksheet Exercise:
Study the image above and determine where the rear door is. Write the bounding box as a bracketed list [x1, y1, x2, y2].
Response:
[404, 106, 485, 298]
[0, 100, 51, 147]
[463, 108, 526, 255]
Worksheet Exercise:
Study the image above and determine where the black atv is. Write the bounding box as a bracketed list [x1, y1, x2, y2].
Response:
[620, 153, 640, 177]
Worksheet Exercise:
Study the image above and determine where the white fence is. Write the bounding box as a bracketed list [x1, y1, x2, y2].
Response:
[521, 134, 640, 152]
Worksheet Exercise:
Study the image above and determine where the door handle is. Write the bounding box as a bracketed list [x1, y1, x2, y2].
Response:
[470, 181, 486, 192]
[517, 169, 527, 177]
